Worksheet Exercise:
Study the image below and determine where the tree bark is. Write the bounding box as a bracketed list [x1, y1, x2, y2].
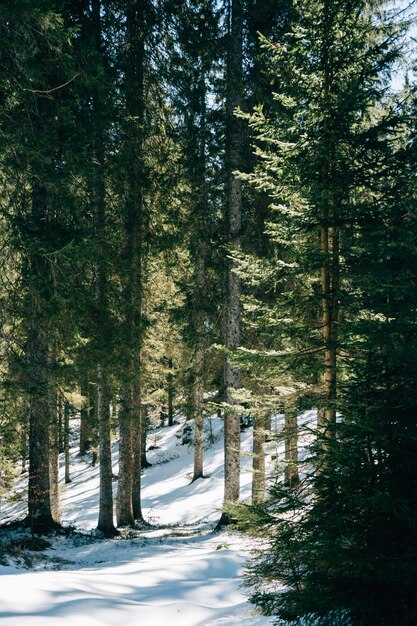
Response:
[97, 366, 115, 535]
[21, 409, 28, 473]
[26, 179, 56, 534]
[317, 1, 340, 454]
[132, 379, 144, 521]
[89, 380, 98, 466]
[252, 413, 266, 504]
[140, 409, 150, 469]
[80, 374, 91, 455]
[92, 0, 116, 537]
[64, 400, 71, 484]
[49, 390, 60, 523]
[117, 387, 134, 526]
[222, 0, 243, 518]
[117, 0, 147, 525]
[167, 357, 174, 426]
[284, 409, 299, 487]
[192, 337, 204, 482]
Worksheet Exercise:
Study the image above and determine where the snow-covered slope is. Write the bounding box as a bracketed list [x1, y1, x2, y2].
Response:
[1, 416, 286, 626]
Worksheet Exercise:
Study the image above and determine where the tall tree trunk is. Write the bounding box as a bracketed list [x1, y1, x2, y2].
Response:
[92, 0, 116, 536]
[27, 181, 55, 534]
[317, 2, 340, 452]
[284, 409, 299, 487]
[64, 400, 71, 484]
[222, 0, 243, 522]
[117, 0, 146, 525]
[252, 413, 266, 504]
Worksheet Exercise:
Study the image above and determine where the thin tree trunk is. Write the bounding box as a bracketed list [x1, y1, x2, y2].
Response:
[21, 409, 28, 474]
[49, 390, 60, 523]
[132, 379, 144, 522]
[89, 381, 98, 466]
[221, 0, 243, 523]
[252, 413, 266, 504]
[284, 409, 299, 487]
[140, 407, 151, 469]
[167, 357, 174, 426]
[64, 400, 71, 484]
[80, 374, 91, 455]
[192, 339, 204, 482]
[58, 392, 64, 454]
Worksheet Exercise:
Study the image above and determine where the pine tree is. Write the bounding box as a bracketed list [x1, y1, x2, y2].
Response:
[169, 0, 222, 483]
[221, 0, 244, 521]
[234, 1, 416, 624]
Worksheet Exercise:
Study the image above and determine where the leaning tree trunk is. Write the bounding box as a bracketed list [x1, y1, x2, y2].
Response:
[221, 0, 243, 524]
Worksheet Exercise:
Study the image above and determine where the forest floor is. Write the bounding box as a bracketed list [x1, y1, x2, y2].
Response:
[0, 413, 314, 625]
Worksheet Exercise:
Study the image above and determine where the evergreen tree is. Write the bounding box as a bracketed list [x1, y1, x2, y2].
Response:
[234, 1, 417, 624]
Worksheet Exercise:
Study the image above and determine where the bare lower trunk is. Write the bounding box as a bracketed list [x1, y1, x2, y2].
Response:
[64, 401, 71, 484]
[58, 393, 64, 454]
[116, 386, 134, 527]
[167, 357, 174, 426]
[132, 380, 144, 522]
[21, 411, 28, 473]
[222, 0, 243, 520]
[192, 342, 204, 481]
[97, 366, 115, 535]
[119, 0, 146, 524]
[49, 392, 60, 523]
[140, 409, 150, 469]
[27, 181, 54, 534]
[80, 374, 91, 455]
[252, 414, 266, 504]
[284, 410, 299, 487]
[89, 381, 98, 466]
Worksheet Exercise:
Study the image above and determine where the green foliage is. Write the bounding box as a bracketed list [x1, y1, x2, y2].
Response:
[232, 1, 417, 624]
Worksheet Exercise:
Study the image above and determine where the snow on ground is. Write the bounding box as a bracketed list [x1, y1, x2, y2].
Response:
[0, 412, 315, 625]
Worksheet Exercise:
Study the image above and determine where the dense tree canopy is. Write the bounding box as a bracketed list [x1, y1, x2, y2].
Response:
[0, 1, 416, 624]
